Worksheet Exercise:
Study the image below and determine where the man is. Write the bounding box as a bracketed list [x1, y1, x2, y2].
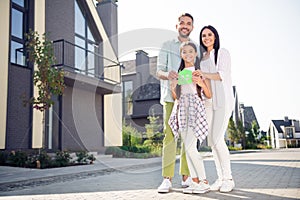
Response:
[156, 13, 201, 193]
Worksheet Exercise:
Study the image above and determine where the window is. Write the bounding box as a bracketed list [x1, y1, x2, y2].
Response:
[74, 0, 97, 76]
[10, 0, 27, 66]
[285, 127, 294, 138]
[122, 81, 133, 115]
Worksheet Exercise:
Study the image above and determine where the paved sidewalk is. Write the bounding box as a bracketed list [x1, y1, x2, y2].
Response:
[0, 149, 299, 200]
[0, 154, 163, 188]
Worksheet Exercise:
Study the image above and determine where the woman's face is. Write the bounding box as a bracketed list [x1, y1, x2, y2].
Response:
[201, 28, 215, 50]
[181, 45, 197, 64]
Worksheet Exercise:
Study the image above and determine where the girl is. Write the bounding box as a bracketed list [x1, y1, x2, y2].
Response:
[168, 41, 211, 194]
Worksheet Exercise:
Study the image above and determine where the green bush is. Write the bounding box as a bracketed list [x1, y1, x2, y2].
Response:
[198, 146, 212, 152]
[75, 151, 96, 164]
[76, 151, 89, 164]
[87, 154, 96, 163]
[7, 151, 28, 167]
[228, 146, 243, 151]
[122, 124, 143, 146]
[37, 151, 52, 168]
[0, 150, 97, 169]
[53, 151, 72, 167]
[0, 151, 8, 165]
[105, 145, 159, 158]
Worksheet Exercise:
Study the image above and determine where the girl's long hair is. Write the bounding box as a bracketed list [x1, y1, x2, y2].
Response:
[175, 41, 203, 99]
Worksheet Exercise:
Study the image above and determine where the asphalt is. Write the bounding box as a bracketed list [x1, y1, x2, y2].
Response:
[0, 148, 299, 200]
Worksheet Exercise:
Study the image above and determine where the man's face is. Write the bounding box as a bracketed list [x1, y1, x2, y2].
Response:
[176, 16, 194, 38]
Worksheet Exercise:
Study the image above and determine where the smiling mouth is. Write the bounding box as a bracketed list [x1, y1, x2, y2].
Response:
[181, 28, 189, 32]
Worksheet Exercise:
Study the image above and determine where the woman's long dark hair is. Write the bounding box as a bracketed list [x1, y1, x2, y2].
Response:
[175, 41, 202, 99]
[199, 25, 220, 65]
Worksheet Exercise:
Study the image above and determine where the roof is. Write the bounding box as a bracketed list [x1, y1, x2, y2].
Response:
[121, 56, 158, 76]
[135, 76, 160, 101]
[272, 120, 291, 133]
[243, 106, 259, 130]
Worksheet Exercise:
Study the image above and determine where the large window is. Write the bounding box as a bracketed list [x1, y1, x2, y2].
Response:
[75, 0, 97, 76]
[285, 127, 294, 139]
[10, 0, 27, 66]
[122, 81, 133, 115]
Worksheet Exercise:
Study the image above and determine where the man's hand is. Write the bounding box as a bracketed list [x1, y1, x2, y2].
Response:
[168, 70, 178, 80]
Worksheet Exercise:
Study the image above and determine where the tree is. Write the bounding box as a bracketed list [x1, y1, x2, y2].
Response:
[237, 120, 246, 149]
[145, 110, 163, 142]
[251, 121, 260, 143]
[122, 123, 142, 146]
[227, 117, 238, 145]
[25, 30, 65, 149]
[25, 30, 65, 111]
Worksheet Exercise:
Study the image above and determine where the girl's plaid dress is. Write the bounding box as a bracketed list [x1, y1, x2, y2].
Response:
[168, 93, 209, 145]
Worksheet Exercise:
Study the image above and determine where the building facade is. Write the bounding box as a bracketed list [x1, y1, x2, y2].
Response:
[121, 50, 163, 133]
[0, 0, 122, 153]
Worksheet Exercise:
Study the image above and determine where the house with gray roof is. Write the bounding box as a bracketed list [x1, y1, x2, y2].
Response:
[121, 50, 163, 133]
[268, 116, 300, 148]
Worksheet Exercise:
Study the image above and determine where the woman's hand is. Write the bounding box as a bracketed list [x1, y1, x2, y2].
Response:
[192, 70, 204, 78]
[192, 70, 205, 87]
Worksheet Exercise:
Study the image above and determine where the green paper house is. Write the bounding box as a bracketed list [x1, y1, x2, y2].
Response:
[178, 69, 192, 85]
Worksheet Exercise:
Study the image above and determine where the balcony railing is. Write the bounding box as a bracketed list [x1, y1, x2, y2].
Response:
[52, 39, 121, 84]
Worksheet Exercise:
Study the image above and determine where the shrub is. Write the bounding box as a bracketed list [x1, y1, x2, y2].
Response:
[0, 151, 8, 165]
[228, 146, 242, 151]
[122, 124, 143, 146]
[53, 151, 72, 167]
[76, 151, 89, 164]
[198, 146, 212, 152]
[7, 151, 28, 167]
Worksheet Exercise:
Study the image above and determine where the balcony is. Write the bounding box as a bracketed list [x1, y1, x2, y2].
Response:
[52, 39, 121, 94]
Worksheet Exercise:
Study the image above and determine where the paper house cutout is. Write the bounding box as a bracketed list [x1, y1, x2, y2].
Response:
[178, 69, 192, 85]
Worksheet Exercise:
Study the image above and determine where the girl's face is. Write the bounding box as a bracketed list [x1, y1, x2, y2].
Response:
[201, 28, 215, 50]
[181, 45, 197, 64]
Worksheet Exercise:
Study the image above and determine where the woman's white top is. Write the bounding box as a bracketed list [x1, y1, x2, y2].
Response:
[200, 48, 234, 113]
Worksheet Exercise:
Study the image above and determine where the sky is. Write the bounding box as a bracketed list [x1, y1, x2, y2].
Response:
[116, 0, 300, 131]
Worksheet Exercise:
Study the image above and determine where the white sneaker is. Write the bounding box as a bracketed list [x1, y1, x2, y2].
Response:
[210, 179, 223, 191]
[181, 176, 192, 188]
[220, 179, 235, 193]
[183, 181, 210, 194]
[157, 179, 172, 193]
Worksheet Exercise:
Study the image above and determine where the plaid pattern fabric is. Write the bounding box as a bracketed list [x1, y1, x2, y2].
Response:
[168, 93, 209, 144]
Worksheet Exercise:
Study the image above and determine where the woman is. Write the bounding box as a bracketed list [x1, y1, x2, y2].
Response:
[193, 25, 235, 192]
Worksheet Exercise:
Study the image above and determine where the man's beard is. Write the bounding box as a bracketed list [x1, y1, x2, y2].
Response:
[179, 32, 190, 38]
